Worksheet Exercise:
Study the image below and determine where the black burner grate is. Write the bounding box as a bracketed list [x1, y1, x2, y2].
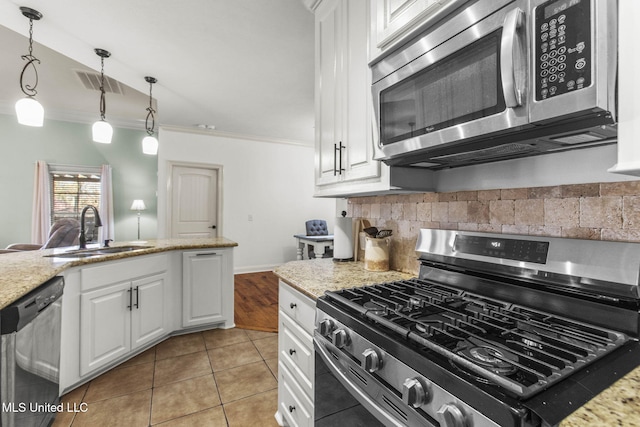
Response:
[326, 278, 629, 398]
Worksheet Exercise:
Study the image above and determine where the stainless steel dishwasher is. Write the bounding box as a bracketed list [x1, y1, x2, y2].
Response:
[1, 276, 64, 427]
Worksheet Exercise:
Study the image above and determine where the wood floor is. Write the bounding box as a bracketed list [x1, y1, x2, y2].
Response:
[234, 271, 279, 332]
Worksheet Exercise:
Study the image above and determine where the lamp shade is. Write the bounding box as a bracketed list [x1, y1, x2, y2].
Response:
[92, 120, 113, 144]
[15, 97, 44, 127]
[142, 135, 159, 155]
[130, 200, 146, 211]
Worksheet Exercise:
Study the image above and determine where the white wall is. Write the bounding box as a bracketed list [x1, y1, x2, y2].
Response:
[157, 128, 336, 273]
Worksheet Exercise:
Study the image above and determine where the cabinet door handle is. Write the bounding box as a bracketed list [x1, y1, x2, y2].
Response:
[289, 348, 296, 355]
[334, 142, 345, 175]
[196, 252, 217, 257]
[290, 302, 297, 309]
[127, 288, 132, 311]
[288, 405, 295, 413]
[134, 286, 139, 309]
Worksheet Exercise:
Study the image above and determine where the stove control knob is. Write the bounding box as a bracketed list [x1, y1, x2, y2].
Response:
[437, 403, 468, 427]
[332, 329, 350, 349]
[402, 378, 430, 408]
[319, 319, 335, 337]
[362, 348, 382, 373]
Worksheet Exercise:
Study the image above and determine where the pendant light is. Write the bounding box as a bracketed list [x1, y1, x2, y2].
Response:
[15, 7, 44, 127]
[142, 76, 159, 155]
[92, 48, 113, 144]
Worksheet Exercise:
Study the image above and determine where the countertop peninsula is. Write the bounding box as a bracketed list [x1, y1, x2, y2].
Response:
[0, 237, 237, 309]
[274, 258, 640, 427]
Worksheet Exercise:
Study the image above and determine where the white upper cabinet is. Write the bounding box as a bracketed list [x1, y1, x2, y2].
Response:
[370, 0, 468, 59]
[375, 0, 442, 48]
[312, 0, 435, 197]
[314, 0, 381, 189]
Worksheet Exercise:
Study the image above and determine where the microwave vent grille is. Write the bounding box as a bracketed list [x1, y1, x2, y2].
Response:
[430, 143, 535, 163]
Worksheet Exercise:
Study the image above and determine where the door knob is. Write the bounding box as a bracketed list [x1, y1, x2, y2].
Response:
[209, 225, 216, 229]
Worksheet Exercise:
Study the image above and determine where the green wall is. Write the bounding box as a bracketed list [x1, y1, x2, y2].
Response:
[0, 114, 157, 248]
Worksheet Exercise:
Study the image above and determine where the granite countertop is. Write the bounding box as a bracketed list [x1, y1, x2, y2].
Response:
[273, 258, 413, 300]
[0, 237, 237, 309]
[558, 367, 640, 426]
[274, 258, 640, 427]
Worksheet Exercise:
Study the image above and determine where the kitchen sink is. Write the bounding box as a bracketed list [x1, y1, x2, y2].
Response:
[46, 245, 154, 258]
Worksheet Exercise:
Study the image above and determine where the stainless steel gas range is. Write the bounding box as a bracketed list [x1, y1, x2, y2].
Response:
[314, 229, 640, 427]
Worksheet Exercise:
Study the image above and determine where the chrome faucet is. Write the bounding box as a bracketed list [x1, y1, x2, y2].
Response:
[79, 205, 103, 249]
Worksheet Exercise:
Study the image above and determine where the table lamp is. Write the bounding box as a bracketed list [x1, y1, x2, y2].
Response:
[130, 199, 146, 240]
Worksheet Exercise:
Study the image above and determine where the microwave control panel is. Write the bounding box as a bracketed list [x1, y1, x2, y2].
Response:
[534, 0, 591, 101]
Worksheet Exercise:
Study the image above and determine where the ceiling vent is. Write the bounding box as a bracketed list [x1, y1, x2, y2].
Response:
[74, 69, 125, 95]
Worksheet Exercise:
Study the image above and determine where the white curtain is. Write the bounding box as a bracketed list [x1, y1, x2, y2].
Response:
[100, 164, 115, 242]
[31, 160, 51, 245]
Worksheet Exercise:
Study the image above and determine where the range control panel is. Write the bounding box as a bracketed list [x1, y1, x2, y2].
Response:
[534, 0, 591, 101]
[454, 235, 549, 264]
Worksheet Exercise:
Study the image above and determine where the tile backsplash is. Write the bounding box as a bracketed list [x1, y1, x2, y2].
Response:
[348, 181, 640, 275]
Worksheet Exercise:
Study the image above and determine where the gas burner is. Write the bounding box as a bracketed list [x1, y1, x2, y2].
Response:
[363, 301, 387, 315]
[414, 321, 443, 335]
[462, 346, 518, 375]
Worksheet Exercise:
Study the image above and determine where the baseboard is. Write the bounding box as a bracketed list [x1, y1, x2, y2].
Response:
[234, 264, 280, 275]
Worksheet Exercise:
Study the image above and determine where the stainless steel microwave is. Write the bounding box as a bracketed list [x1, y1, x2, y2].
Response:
[371, 0, 617, 169]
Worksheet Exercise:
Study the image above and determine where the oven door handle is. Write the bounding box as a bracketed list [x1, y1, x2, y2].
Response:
[500, 8, 525, 108]
[313, 336, 407, 427]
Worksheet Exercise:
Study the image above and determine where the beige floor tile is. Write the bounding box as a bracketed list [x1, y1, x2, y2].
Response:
[153, 406, 227, 427]
[84, 362, 154, 403]
[71, 389, 151, 427]
[224, 389, 280, 427]
[208, 340, 263, 372]
[52, 410, 74, 427]
[53, 384, 88, 427]
[246, 329, 277, 341]
[117, 346, 156, 369]
[215, 361, 277, 404]
[203, 327, 250, 349]
[55, 331, 281, 427]
[155, 333, 206, 360]
[265, 357, 278, 379]
[154, 351, 213, 386]
[150, 375, 221, 425]
[252, 335, 278, 360]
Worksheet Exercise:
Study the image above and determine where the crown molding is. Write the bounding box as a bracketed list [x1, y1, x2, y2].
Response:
[159, 124, 313, 148]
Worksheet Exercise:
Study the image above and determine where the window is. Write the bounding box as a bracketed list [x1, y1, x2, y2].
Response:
[50, 165, 102, 242]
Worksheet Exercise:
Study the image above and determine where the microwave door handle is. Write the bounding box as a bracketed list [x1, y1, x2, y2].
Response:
[500, 8, 525, 108]
[370, 98, 385, 161]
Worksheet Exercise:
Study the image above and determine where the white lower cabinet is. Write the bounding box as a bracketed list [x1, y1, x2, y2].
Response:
[279, 362, 313, 427]
[79, 255, 168, 376]
[182, 248, 234, 328]
[79, 280, 131, 376]
[60, 247, 237, 393]
[277, 281, 315, 427]
[131, 274, 167, 348]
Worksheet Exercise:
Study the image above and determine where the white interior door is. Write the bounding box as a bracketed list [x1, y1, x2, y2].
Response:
[170, 164, 221, 238]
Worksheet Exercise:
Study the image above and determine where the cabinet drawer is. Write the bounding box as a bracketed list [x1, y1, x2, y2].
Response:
[278, 282, 315, 335]
[279, 361, 313, 427]
[81, 254, 168, 291]
[279, 311, 313, 398]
